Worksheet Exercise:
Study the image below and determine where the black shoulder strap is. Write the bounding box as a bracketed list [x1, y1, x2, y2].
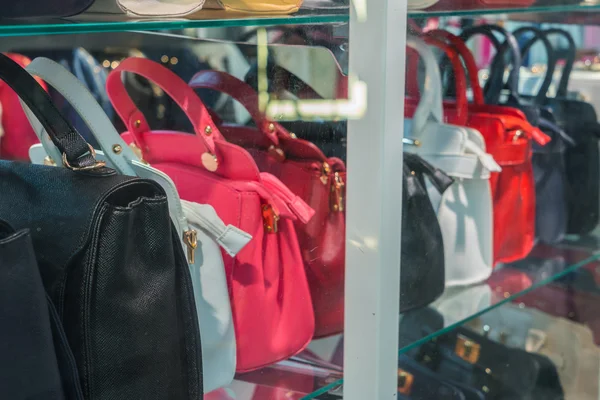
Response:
[0, 54, 97, 169]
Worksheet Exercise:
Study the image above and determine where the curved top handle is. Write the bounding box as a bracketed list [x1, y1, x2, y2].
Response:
[106, 57, 223, 171]
[427, 29, 485, 106]
[23, 57, 138, 176]
[461, 24, 522, 104]
[0, 53, 100, 170]
[406, 34, 469, 126]
[189, 70, 287, 147]
[521, 28, 575, 98]
[508, 26, 558, 103]
[406, 35, 443, 136]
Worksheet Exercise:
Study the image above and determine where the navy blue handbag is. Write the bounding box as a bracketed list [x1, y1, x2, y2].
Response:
[0, 0, 93, 18]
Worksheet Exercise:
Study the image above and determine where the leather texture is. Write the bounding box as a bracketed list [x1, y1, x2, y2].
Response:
[0, 53, 48, 161]
[405, 36, 496, 287]
[203, 0, 302, 14]
[483, 25, 572, 244]
[419, 29, 542, 264]
[521, 28, 600, 235]
[24, 56, 249, 393]
[0, 53, 203, 399]
[0, 221, 83, 400]
[401, 153, 452, 312]
[189, 70, 346, 338]
[0, 0, 93, 17]
[106, 57, 316, 372]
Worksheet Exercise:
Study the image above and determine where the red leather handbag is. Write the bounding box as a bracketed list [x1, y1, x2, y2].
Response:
[189, 71, 346, 339]
[106, 57, 316, 372]
[0, 53, 47, 160]
[406, 31, 547, 265]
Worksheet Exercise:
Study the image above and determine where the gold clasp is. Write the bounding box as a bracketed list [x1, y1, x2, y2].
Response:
[455, 334, 481, 364]
[183, 229, 198, 264]
[397, 369, 414, 395]
[262, 204, 280, 234]
[320, 162, 331, 185]
[330, 171, 345, 212]
[62, 144, 106, 171]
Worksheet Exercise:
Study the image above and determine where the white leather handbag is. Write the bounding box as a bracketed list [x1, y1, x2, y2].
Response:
[85, 0, 206, 17]
[23, 57, 251, 393]
[407, 0, 439, 9]
[405, 36, 499, 287]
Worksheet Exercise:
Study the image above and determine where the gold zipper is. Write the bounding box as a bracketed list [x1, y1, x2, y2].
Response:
[331, 172, 345, 212]
[183, 229, 198, 264]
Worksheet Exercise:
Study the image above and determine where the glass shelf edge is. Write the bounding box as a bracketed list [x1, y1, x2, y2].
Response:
[408, 3, 600, 18]
[0, 12, 348, 37]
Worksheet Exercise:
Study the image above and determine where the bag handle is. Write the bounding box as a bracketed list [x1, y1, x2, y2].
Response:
[406, 35, 444, 136]
[188, 69, 284, 147]
[428, 29, 485, 106]
[406, 34, 470, 126]
[106, 57, 223, 171]
[0, 53, 101, 170]
[403, 152, 454, 195]
[23, 57, 252, 256]
[461, 25, 522, 104]
[520, 28, 575, 99]
[492, 26, 557, 103]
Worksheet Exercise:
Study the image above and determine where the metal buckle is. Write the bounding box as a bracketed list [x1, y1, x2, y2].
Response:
[455, 334, 481, 364]
[397, 369, 414, 395]
[62, 144, 106, 171]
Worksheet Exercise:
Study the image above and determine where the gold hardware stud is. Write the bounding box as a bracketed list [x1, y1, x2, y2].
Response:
[183, 229, 198, 264]
[204, 126, 213, 135]
[134, 120, 141, 128]
[43, 156, 56, 166]
[289, 132, 297, 139]
[201, 153, 218, 172]
[268, 123, 275, 132]
[485, 368, 492, 374]
[112, 144, 122, 154]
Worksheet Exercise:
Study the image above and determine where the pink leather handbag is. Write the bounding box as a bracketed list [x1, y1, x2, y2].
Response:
[106, 57, 316, 372]
[189, 71, 346, 339]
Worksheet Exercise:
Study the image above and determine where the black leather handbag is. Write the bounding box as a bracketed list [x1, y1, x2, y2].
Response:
[520, 28, 600, 235]
[400, 153, 452, 312]
[464, 25, 573, 244]
[0, 221, 83, 400]
[0, 54, 203, 399]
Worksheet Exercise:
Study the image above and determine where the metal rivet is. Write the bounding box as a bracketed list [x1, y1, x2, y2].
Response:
[201, 153, 218, 172]
[410, 170, 416, 175]
[112, 144, 122, 154]
[289, 132, 297, 139]
[485, 368, 492, 374]
[268, 123, 275, 132]
[134, 120, 141, 128]
[205, 126, 212, 135]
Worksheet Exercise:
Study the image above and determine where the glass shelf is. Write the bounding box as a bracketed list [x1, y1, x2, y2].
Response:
[299, 234, 600, 399]
[0, 8, 348, 37]
[409, 1, 600, 19]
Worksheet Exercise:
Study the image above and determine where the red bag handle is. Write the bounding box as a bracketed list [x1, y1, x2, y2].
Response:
[189, 70, 335, 165]
[425, 30, 485, 106]
[106, 57, 223, 165]
[188, 70, 290, 146]
[406, 35, 469, 126]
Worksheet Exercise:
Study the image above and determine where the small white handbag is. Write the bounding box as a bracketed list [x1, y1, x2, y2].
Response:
[405, 36, 500, 287]
[85, 0, 206, 17]
[407, 0, 439, 9]
[23, 57, 251, 393]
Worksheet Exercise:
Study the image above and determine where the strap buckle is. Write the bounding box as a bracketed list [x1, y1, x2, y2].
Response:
[62, 144, 106, 171]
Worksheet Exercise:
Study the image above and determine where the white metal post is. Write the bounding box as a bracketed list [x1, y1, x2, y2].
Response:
[343, 0, 408, 399]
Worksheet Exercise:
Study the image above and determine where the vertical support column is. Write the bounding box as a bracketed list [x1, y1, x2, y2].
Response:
[343, 0, 407, 399]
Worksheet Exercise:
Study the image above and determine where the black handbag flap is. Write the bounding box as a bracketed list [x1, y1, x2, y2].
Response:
[0, 161, 164, 309]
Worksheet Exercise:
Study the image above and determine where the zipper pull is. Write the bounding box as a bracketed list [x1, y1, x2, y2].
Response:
[183, 229, 198, 264]
[262, 204, 280, 233]
[320, 162, 331, 185]
[330, 172, 345, 212]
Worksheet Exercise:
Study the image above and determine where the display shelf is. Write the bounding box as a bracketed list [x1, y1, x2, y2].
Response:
[408, 1, 600, 18]
[299, 236, 600, 399]
[0, 8, 348, 37]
